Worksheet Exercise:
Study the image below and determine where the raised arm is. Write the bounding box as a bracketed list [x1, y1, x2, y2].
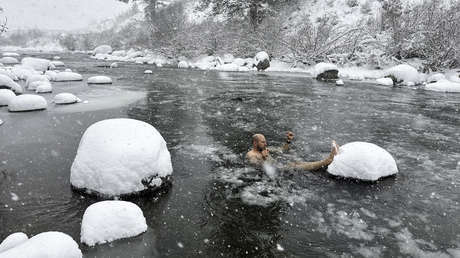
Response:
[270, 131, 295, 154]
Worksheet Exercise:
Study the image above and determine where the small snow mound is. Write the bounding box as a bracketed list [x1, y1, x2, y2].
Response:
[21, 57, 51, 72]
[313, 62, 339, 77]
[8, 94, 47, 112]
[0, 232, 82, 258]
[2, 52, 20, 57]
[54, 72, 83, 82]
[426, 73, 446, 83]
[50, 60, 65, 67]
[0, 75, 22, 93]
[45, 70, 58, 81]
[64, 68, 72, 72]
[81, 200, 147, 246]
[94, 45, 113, 55]
[87, 76, 112, 84]
[0, 57, 19, 65]
[26, 75, 49, 90]
[70, 118, 173, 196]
[384, 64, 420, 84]
[222, 54, 234, 64]
[36, 83, 53, 93]
[0, 69, 18, 81]
[425, 79, 460, 93]
[144, 70, 153, 74]
[376, 78, 394, 86]
[254, 51, 270, 71]
[0, 89, 16, 106]
[0, 232, 28, 253]
[178, 61, 189, 69]
[53, 56, 61, 60]
[54, 93, 81, 105]
[336, 79, 344, 86]
[327, 142, 398, 181]
[110, 62, 118, 68]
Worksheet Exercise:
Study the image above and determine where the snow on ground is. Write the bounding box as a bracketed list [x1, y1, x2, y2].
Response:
[0, 89, 15, 106]
[0, 232, 28, 253]
[87, 76, 112, 84]
[53, 93, 81, 105]
[70, 118, 173, 196]
[328, 142, 398, 181]
[424, 79, 460, 93]
[8, 94, 47, 112]
[0, 232, 82, 258]
[54, 72, 83, 82]
[81, 201, 147, 246]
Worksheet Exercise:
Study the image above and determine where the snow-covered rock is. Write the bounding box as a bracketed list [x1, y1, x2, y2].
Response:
[45, 70, 58, 81]
[87, 76, 112, 84]
[8, 94, 47, 112]
[327, 142, 398, 181]
[36, 83, 53, 93]
[223, 54, 234, 64]
[54, 72, 83, 82]
[384, 64, 420, 84]
[0, 89, 16, 106]
[50, 60, 65, 67]
[81, 201, 148, 246]
[0, 69, 18, 81]
[70, 118, 173, 196]
[2, 52, 20, 58]
[336, 79, 344, 86]
[11, 66, 36, 80]
[0, 57, 19, 65]
[426, 73, 446, 83]
[0, 232, 28, 253]
[194, 56, 217, 70]
[112, 50, 126, 57]
[0, 74, 22, 93]
[425, 79, 460, 93]
[144, 70, 153, 74]
[93, 45, 113, 55]
[233, 58, 246, 67]
[26, 75, 49, 90]
[0, 232, 82, 258]
[64, 68, 72, 72]
[53, 56, 61, 60]
[110, 62, 118, 68]
[53, 93, 81, 105]
[376, 77, 394, 86]
[254, 51, 270, 71]
[178, 61, 189, 69]
[313, 62, 339, 80]
[21, 57, 51, 72]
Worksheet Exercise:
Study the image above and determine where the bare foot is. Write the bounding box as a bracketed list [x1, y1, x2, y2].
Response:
[331, 140, 340, 156]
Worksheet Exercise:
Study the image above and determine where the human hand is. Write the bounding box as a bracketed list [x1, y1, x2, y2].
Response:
[261, 148, 270, 159]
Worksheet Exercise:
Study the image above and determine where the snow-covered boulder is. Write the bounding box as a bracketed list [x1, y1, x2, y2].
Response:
[53, 56, 61, 60]
[223, 54, 234, 64]
[425, 79, 460, 93]
[144, 70, 153, 74]
[54, 72, 83, 82]
[81, 201, 148, 246]
[93, 45, 113, 55]
[53, 93, 81, 104]
[336, 79, 344, 86]
[70, 118, 173, 196]
[178, 61, 189, 69]
[314, 62, 339, 81]
[8, 94, 47, 112]
[0, 89, 16, 106]
[64, 68, 72, 72]
[21, 57, 51, 72]
[26, 75, 49, 90]
[45, 70, 58, 81]
[0, 57, 19, 65]
[254, 51, 270, 71]
[376, 77, 394, 86]
[194, 56, 216, 70]
[233, 58, 246, 67]
[0, 232, 28, 253]
[50, 60, 65, 67]
[0, 232, 82, 258]
[426, 73, 446, 83]
[327, 142, 398, 181]
[384, 64, 420, 85]
[87, 76, 112, 84]
[0, 69, 18, 81]
[11, 66, 35, 80]
[36, 83, 53, 93]
[2, 52, 20, 57]
[110, 62, 119, 68]
[112, 50, 126, 57]
[0, 74, 22, 93]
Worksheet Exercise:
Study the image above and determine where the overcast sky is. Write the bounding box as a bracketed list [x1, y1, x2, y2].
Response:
[1, 0, 130, 31]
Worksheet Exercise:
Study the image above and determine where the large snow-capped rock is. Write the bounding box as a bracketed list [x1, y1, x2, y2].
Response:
[254, 51, 270, 71]
[8, 94, 47, 112]
[424, 79, 460, 93]
[327, 142, 398, 181]
[0, 232, 28, 253]
[384, 64, 420, 85]
[94, 45, 113, 55]
[0, 232, 82, 258]
[0, 57, 19, 65]
[314, 62, 339, 80]
[87, 76, 112, 84]
[54, 72, 83, 82]
[0, 89, 16, 106]
[21, 57, 51, 72]
[11, 66, 36, 80]
[26, 75, 50, 90]
[81, 201, 148, 246]
[53, 93, 81, 104]
[70, 118, 173, 196]
[0, 74, 22, 93]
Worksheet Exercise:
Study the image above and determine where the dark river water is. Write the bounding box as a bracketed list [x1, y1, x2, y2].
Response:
[0, 53, 459, 257]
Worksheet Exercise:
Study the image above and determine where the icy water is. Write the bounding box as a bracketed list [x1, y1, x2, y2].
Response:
[0, 53, 460, 257]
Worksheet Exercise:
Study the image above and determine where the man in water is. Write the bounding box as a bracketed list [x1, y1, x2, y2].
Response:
[246, 132, 339, 170]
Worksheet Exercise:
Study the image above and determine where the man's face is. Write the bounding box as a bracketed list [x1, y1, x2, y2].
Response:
[256, 136, 267, 151]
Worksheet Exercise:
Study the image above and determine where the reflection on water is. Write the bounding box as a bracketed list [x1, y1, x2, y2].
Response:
[0, 53, 459, 257]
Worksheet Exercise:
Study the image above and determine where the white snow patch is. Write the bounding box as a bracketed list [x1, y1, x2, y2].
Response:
[144, 70, 153, 74]
[178, 61, 189, 69]
[426, 73, 446, 83]
[21, 57, 51, 72]
[0, 232, 82, 258]
[54, 72, 83, 82]
[0, 57, 19, 65]
[425, 79, 460, 93]
[93, 45, 113, 55]
[80, 200, 147, 246]
[2, 53, 20, 57]
[70, 118, 173, 196]
[0, 232, 28, 253]
[53, 93, 81, 105]
[10, 192, 19, 201]
[110, 62, 119, 68]
[87, 76, 112, 84]
[376, 77, 394, 86]
[336, 79, 344, 86]
[384, 64, 421, 84]
[8, 94, 47, 112]
[327, 142, 398, 181]
[50, 61, 65, 67]
[0, 89, 16, 106]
